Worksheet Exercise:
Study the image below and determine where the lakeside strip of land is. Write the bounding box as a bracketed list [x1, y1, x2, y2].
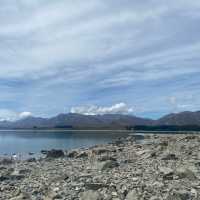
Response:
[0, 129, 135, 133]
[0, 129, 199, 134]
[1, 134, 200, 199]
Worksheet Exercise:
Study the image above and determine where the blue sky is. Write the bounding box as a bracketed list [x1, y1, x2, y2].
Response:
[0, 0, 200, 120]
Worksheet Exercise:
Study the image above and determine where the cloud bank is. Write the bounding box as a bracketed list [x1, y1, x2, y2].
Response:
[0, 110, 32, 122]
[71, 103, 134, 115]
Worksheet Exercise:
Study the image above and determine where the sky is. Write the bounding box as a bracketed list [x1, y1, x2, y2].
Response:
[1, 0, 200, 120]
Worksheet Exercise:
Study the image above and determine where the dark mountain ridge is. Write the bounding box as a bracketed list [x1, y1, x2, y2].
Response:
[1, 111, 200, 130]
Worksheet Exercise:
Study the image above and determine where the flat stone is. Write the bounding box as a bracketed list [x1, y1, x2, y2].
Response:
[98, 160, 119, 171]
[85, 183, 108, 190]
[80, 190, 102, 200]
[92, 148, 111, 155]
[176, 167, 196, 180]
[161, 153, 178, 160]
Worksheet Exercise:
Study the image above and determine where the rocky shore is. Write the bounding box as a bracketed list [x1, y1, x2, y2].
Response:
[1, 134, 200, 200]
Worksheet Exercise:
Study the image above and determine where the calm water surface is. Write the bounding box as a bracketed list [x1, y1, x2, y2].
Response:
[0, 130, 133, 156]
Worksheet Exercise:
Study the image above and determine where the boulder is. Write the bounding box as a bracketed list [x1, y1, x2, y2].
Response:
[85, 183, 108, 190]
[0, 158, 14, 165]
[92, 148, 110, 155]
[76, 151, 88, 158]
[41, 150, 48, 155]
[80, 190, 102, 200]
[98, 160, 119, 171]
[10, 170, 26, 180]
[161, 153, 178, 160]
[67, 150, 78, 158]
[176, 167, 196, 180]
[26, 158, 36, 162]
[159, 167, 174, 180]
[46, 149, 64, 159]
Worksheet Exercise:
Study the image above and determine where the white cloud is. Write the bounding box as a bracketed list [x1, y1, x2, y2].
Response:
[0, 110, 32, 121]
[19, 111, 32, 119]
[169, 96, 177, 105]
[70, 102, 134, 115]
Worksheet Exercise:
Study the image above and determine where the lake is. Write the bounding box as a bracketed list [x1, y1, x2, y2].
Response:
[0, 130, 135, 157]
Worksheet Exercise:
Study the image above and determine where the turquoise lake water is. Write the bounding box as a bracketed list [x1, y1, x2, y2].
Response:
[0, 130, 133, 156]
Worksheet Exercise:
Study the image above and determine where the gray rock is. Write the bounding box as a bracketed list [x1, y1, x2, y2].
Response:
[67, 150, 78, 158]
[46, 149, 64, 158]
[176, 167, 196, 180]
[76, 151, 88, 158]
[166, 190, 191, 200]
[26, 158, 36, 162]
[0, 158, 14, 165]
[85, 183, 108, 190]
[161, 153, 178, 160]
[149, 196, 162, 200]
[98, 155, 117, 162]
[99, 160, 119, 171]
[9, 192, 30, 200]
[80, 190, 102, 200]
[92, 148, 111, 155]
[159, 167, 174, 180]
[41, 150, 48, 154]
[126, 190, 139, 200]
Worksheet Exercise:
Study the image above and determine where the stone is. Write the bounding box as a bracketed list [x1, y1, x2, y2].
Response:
[184, 135, 197, 140]
[46, 149, 64, 158]
[67, 150, 78, 158]
[10, 193, 30, 200]
[149, 196, 161, 200]
[99, 160, 119, 171]
[41, 150, 48, 154]
[98, 156, 117, 162]
[161, 153, 178, 160]
[26, 158, 36, 162]
[166, 190, 191, 200]
[0, 175, 9, 181]
[76, 151, 88, 158]
[92, 148, 111, 155]
[0, 158, 14, 165]
[85, 183, 108, 190]
[191, 188, 198, 198]
[176, 167, 196, 180]
[159, 167, 174, 180]
[126, 190, 139, 200]
[80, 190, 102, 200]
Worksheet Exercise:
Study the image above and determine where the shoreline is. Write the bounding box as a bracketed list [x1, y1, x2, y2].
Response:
[0, 129, 199, 134]
[1, 134, 200, 199]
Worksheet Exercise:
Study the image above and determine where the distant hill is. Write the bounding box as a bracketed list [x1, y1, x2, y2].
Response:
[0, 113, 153, 130]
[1, 111, 200, 130]
[156, 111, 200, 126]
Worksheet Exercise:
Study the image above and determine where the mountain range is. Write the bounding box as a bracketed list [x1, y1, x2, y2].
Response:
[1, 111, 200, 130]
